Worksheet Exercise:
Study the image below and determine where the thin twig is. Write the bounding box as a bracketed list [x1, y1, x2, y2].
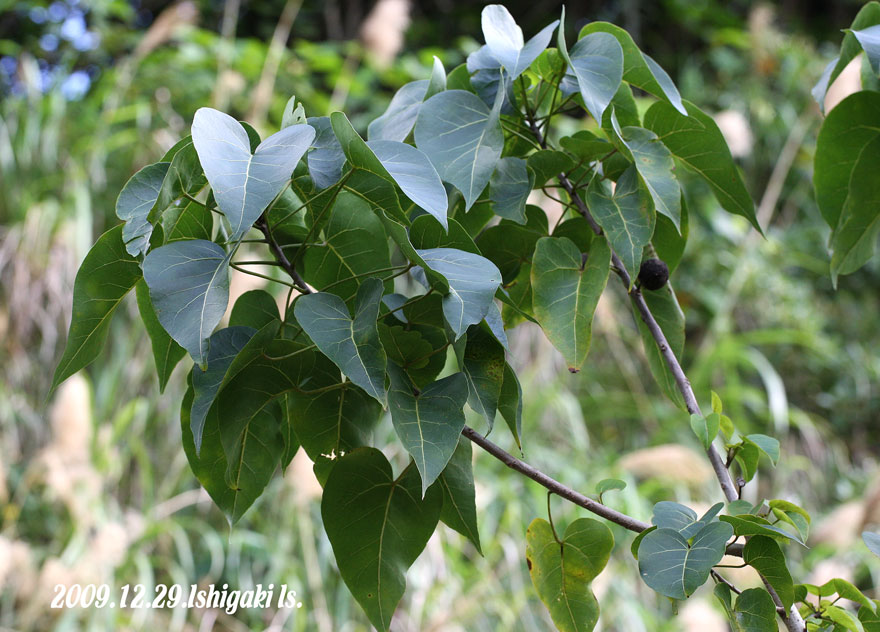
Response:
[256, 215, 313, 293]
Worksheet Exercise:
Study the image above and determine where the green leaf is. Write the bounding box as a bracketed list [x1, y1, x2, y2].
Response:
[719, 515, 805, 545]
[426, 56, 447, 98]
[727, 500, 753, 516]
[229, 289, 280, 329]
[366, 140, 449, 228]
[116, 162, 169, 256]
[368, 80, 428, 142]
[306, 116, 345, 189]
[294, 278, 387, 404]
[596, 478, 626, 501]
[812, 2, 880, 109]
[644, 100, 760, 232]
[415, 247, 503, 340]
[637, 521, 733, 600]
[410, 214, 479, 253]
[142, 239, 230, 368]
[161, 200, 213, 243]
[651, 199, 688, 273]
[480, 5, 558, 79]
[690, 412, 721, 450]
[302, 190, 392, 304]
[527, 150, 576, 188]
[711, 391, 723, 414]
[744, 434, 780, 466]
[743, 536, 794, 610]
[861, 601, 880, 631]
[477, 219, 543, 283]
[489, 157, 533, 224]
[189, 326, 255, 453]
[853, 25, 880, 73]
[331, 112, 448, 226]
[135, 279, 185, 393]
[826, 605, 866, 632]
[281, 95, 306, 128]
[321, 448, 442, 631]
[459, 326, 506, 429]
[566, 32, 624, 123]
[559, 130, 614, 163]
[733, 588, 778, 632]
[865, 531, 880, 558]
[651, 501, 698, 531]
[578, 22, 686, 115]
[734, 440, 760, 482]
[630, 526, 656, 560]
[531, 236, 611, 372]
[829, 134, 880, 283]
[820, 578, 877, 613]
[387, 364, 469, 495]
[526, 517, 613, 632]
[415, 89, 504, 210]
[612, 118, 682, 231]
[191, 107, 315, 240]
[438, 437, 482, 553]
[498, 362, 523, 448]
[152, 140, 207, 222]
[288, 354, 382, 468]
[586, 165, 654, 283]
[769, 499, 811, 542]
[632, 282, 686, 409]
[52, 225, 142, 392]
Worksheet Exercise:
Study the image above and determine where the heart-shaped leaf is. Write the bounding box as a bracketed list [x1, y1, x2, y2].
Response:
[116, 162, 169, 256]
[189, 326, 256, 453]
[367, 140, 448, 228]
[387, 364, 468, 495]
[438, 437, 482, 553]
[526, 517, 614, 632]
[489, 157, 533, 224]
[415, 247, 503, 340]
[191, 107, 315, 240]
[306, 116, 345, 189]
[51, 225, 142, 392]
[142, 239, 231, 368]
[458, 326, 506, 429]
[733, 588, 778, 631]
[294, 278, 387, 404]
[586, 165, 654, 284]
[368, 80, 429, 142]
[321, 448, 442, 631]
[531, 235, 611, 372]
[638, 521, 732, 600]
[415, 89, 504, 210]
[565, 32, 624, 123]
[643, 100, 760, 232]
[743, 536, 795, 610]
[480, 5, 558, 79]
[135, 279, 185, 393]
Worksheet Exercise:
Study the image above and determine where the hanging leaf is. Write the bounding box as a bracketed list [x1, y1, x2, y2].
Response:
[611, 117, 682, 231]
[229, 289, 280, 329]
[52, 225, 142, 392]
[531, 236, 611, 372]
[643, 100, 760, 232]
[321, 448, 442, 631]
[743, 536, 795, 610]
[489, 157, 533, 224]
[368, 80, 429, 142]
[631, 283, 686, 410]
[294, 278, 387, 404]
[565, 32, 624, 123]
[438, 437, 482, 553]
[586, 165, 654, 284]
[526, 517, 614, 632]
[152, 140, 207, 221]
[415, 89, 504, 210]
[189, 326, 256, 453]
[142, 239, 231, 368]
[459, 326, 506, 429]
[637, 521, 733, 600]
[387, 364, 468, 496]
[116, 162, 169, 256]
[416, 247, 503, 340]
[135, 280, 185, 393]
[306, 116, 346, 189]
[498, 362, 523, 448]
[578, 22, 686, 115]
[191, 107, 315, 240]
[733, 588, 778, 632]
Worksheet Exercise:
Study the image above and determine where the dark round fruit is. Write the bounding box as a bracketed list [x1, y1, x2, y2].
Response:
[638, 258, 669, 291]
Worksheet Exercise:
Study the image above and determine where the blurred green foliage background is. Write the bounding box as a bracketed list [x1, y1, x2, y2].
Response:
[1, 1, 879, 630]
